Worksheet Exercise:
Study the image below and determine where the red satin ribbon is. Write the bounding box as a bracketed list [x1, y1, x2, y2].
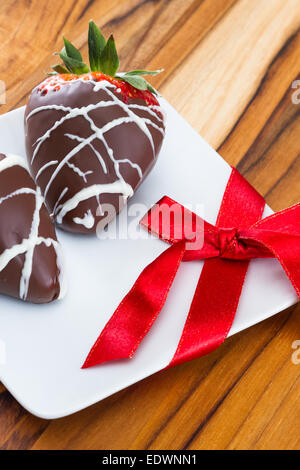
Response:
[83, 168, 300, 369]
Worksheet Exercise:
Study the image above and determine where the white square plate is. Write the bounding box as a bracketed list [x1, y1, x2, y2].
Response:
[0, 100, 297, 419]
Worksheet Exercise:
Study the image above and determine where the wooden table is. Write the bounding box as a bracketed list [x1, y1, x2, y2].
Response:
[0, 0, 299, 451]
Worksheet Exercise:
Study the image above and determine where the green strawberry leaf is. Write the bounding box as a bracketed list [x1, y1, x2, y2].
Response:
[51, 64, 69, 74]
[118, 74, 158, 95]
[99, 34, 119, 76]
[59, 51, 90, 74]
[63, 37, 83, 62]
[120, 75, 148, 90]
[88, 21, 106, 71]
[124, 69, 163, 76]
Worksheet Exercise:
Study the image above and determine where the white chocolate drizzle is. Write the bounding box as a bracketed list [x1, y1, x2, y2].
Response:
[52, 186, 68, 216]
[128, 104, 164, 123]
[26, 79, 165, 227]
[0, 154, 65, 301]
[0, 188, 36, 205]
[66, 160, 93, 183]
[56, 181, 133, 224]
[117, 159, 143, 179]
[73, 210, 95, 229]
[36, 160, 58, 180]
[65, 133, 107, 175]
[19, 186, 44, 300]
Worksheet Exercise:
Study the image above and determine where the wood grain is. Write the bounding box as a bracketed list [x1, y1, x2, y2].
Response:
[0, 0, 299, 450]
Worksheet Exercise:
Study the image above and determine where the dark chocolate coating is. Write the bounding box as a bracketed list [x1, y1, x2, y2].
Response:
[0, 154, 62, 303]
[25, 78, 165, 234]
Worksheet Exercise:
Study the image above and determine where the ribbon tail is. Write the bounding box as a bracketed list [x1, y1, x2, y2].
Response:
[82, 240, 186, 368]
[169, 257, 250, 368]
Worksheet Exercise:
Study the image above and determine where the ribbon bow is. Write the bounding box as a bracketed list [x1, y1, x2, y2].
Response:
[83, 168, 300, 369]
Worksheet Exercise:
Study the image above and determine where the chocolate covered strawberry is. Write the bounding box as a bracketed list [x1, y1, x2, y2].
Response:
[25, 22, 165, 234]
[0, 153, 65, 303]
